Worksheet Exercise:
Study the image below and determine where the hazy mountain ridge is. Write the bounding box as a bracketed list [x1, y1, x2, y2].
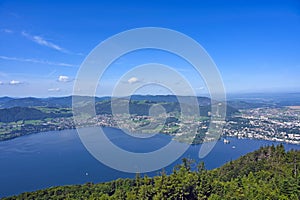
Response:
[0, 95, 238, 123]
[0, 95, 211, 109]
[1, 93, 299, 109]
[227, 92, 300, 109]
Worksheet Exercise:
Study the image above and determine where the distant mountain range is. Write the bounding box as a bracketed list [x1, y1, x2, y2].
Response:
[0, 95, 236, 123]
[0, 95, 211, 109]
[227, 92, 300, 108]
[1, 93, 299, 109]
[1, 94, 299, 141]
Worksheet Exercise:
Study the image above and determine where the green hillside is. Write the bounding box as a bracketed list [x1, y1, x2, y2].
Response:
[4, 145, 299, 200]
[0, 107, 72, 123]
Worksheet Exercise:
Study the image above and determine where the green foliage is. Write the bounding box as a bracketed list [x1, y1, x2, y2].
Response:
[4, 145, 300, 200]
[94, 100, 238, 117]
[0, 107, 72, 123]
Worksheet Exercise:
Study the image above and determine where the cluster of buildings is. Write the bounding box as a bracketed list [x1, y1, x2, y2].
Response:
[223, 107, 300, 144]
[1, 106, 300, 144]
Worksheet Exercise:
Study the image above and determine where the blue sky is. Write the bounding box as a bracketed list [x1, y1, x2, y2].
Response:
[0, 0, 299, 97]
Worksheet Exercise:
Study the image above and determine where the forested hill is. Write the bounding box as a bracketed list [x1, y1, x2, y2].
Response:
[0, 95, 210, 109]
[0, 97, 239, 123]
[0, 107, 72, 123]
[2, 93, 300, 109]
[4, 145, 299, 199]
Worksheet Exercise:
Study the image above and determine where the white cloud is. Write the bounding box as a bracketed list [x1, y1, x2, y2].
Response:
[0, 55, 77, 67]
[0, 81, 3, 85]
[48, 88, 60, 92]
[22, 31, 67, 53]
[58, 75, 70, 82]
[128, 77, 139, 84]
[195, 87, 205, 90]
[9, 80, 22, 85]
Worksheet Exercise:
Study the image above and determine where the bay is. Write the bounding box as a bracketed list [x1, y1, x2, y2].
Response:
[0, 127, 299, 198]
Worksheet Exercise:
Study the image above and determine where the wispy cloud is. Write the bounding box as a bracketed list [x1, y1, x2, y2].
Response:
[1, 29, 13, 34]
[9, 80, 22, 85]
[46, 70, 57, 78]
[58, 75, 71, 82]
[21, 31, 68, 53]
[195, 87, 205, 90]
[0, 55, 77, 67]
[48, 88, 60, 92]
[21, 31, 84, 56]
[0, 81, 3, 85]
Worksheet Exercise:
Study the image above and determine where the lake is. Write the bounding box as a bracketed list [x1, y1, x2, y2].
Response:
[0, 127, 299, 198]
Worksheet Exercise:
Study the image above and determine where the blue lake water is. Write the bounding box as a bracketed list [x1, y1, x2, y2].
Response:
[0, 127, 299, 198]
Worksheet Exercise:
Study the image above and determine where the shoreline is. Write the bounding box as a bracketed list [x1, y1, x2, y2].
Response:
[1, 125, 300, 145]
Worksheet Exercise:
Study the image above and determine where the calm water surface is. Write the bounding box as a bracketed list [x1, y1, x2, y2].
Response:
[0, 127, 299, 197]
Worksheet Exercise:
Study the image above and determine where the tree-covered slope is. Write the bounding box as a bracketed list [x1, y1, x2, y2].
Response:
[95, 100, 238, 117]
[0, 107, 72, 123]
[4, 145, 299, 200]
